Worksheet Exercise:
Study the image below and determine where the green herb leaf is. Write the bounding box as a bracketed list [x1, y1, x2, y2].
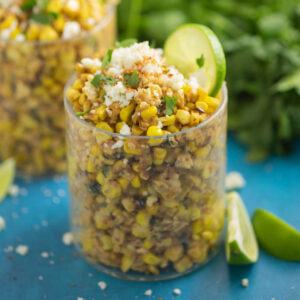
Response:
[116, 38, 137, 48]
[31, 12, 58, 24]
[102, 49, 113, 68]
[163, 96, 178, 116]
[102, 165, 109, 177]
[76, 110, 90, 117]
[91, 74, 115, 88]
[21, 0, 37, 11]
[196, 55, 205, 68]
[123, 71, 140, 88]
[37, 0, 48, 9]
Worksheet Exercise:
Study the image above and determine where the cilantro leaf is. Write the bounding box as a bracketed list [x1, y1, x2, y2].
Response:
[31, 12, 58, 24]
[76, 110, 90, 117]
[91, 74, 115, 88]
[102, 49, 113, 68]
[21, 0, 37, 11]
[116, 38, 137, 48]
[196, 55, 205, 68]
[123, 72, 140, 88]
[163, 96, 178, 116]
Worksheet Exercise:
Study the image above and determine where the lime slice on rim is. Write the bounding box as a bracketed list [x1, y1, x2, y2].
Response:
[164, 23, 226, 96]
[226, 192, 259, 265]
[0, 158, 15, 203]
[253, 209, 300, 261]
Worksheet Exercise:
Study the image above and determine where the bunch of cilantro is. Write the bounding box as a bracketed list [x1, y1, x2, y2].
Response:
[118, 0, 300, 160]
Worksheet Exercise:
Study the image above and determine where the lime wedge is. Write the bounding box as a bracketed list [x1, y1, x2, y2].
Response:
[253, 209, 300, 261]
[226, 192, 259, 265]
[0, 158, 15, 203]
[164, 23, 226, 96]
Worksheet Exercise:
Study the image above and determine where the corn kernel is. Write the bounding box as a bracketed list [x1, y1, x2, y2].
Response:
[96, 122, 113, 133]
[164, 245, 184, 262]
[174, 256, 193, 273]
[136, 210, 151, 227]
[205, 96, 220, 108]
[122, 197, 135, 212]
[96, 172, 105, 185]
[115, 121, 125, 133]
[176, 109, 191, 125]
[90, 145, 100, 156]
[118, 178, 129, 190]
[131, 176, 141, 188]
[189, 110, 202, 126]
[102, 181, 121, 198]
[197, 87, 208, 101]
[53, 16, 65, 32]
[159, 115, 176, 126]
[167, 125, 179, 133]
[121, 254, 134, 272]
[192, 219, 203, 234]
[132, 125, 144, 136]
[143, 239, 153, 250]
[147, 126, 163, 136]
[124, 140, 142, 155]
[132, 223, 149, 238]
[141, 106, 158, 119]
[39, 26, 59, 41]
[0, 15, 17, 30]
[96, 105, 107, 121]
[195, 101, 208, 112]
[86, 156, 96, 173]
[120, 103, 135, 122]
[100, 235, 112, 250]
[153, 148, 167, 160]
[195, 145, 211, 158]
[143, 252, 161, 265]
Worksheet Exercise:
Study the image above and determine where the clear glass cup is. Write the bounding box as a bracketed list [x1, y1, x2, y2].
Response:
[65, 83, 227, 280]
[0, 4, 116, 176]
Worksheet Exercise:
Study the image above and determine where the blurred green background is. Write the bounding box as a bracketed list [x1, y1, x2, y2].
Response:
[117, 0, 300, 161]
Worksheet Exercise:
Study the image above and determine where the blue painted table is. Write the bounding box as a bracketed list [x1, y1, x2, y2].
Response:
[1, 137, 299, 300]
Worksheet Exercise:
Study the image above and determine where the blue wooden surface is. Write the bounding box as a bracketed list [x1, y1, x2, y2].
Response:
[1, 136, 299, 300]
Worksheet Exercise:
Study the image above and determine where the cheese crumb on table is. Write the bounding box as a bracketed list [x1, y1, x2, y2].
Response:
[15, 245, 29, 256]
[62, 232, 74, 246]
[173, 288, 181, 295]
[225, 172, 246, 190]
[241, 278, 249, 287]
[41, 252, 49, 258]
[0, 216, 5, 231]
[98, 281, 107, 290]
[144, 290, 152, 296]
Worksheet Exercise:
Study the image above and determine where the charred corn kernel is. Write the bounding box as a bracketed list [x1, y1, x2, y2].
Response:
[197, 87, 208, 101]
[124, 140, 142, 155]
[73, 79, 83, 90]
[167, 125, 179, 133]
[189, 110, 202, 126]
[121, 254, 134, 272]
[118, 177, 129, 190]
[143, 252, 161, 265]
[188, 141, 197, 152]
[132, 223, 149, 238]
[192, 219, 203, 234]
[94, 214, 111, 230]
[131, 125, 144, 136]
[100, 235, 112, 250]
[115, 121, 125, 133]
[159, 115, 176, 126]
[131, 176, 141, 188]
[53, 16, 65, 32]
[195, 101, 208, 112]
[164, 245, 184, 262]
[120, 103, 135, 122]
[153, 148, 167, 160]
[195, 145, 211, 158]
[187, 102, 195, 109]
[122, 197, 135, 212]
[39, 26, 59, 41]
[0, 15, 16, 30]
[102, 181, 121, 198]
[96, 105, 107, 121]
[205, 96, 220, 108]
[96, 122, 113, 132]
[143, 239, 153, 250]
[141, 106, 157, 119]
[86, 156, 96, 172]
[176, 109, 190, 125]
[174, 256, 193, 273]
[25, 24, 40, 40]
[188, 246, 207, 263]
[136, 210, 151, 227]
[182, 84, 192, 94]
[96, 172, 105, 185]
[147, 126, 163, 136]
[90, 145, 100, 156]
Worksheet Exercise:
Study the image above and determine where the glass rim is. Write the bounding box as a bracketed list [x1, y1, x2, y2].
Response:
[0, 3, 115, 46]
[64, 77, 228, 140]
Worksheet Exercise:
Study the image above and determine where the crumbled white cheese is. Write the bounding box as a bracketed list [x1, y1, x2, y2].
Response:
[62, 21, 81, 39]
[143, 63, 162, 74]
[103, 81, 136, 108]
[4, 245, 13, 253]
[15, 245, 29, 256]
[81, 58, 102, 70]
[57, 189, 66, 197]
[225, 172, 246, 190]
[157, 121, 163, 128]
[86, 18, 95, 26]
[66, 0, 80, 11]
[123, 159, 128, 164]
[144, 290, 152, 296]
[0, 216, 5, 231]
[188, 69, 206, 90]
[41, 252, 49, 258]
[120, 123, 131, 135]
[106, 66, 123, 77]
[160, 67, 185, 90]
[173, 288, 181, 295]
[111, 141, 124, 150]
[38, 275, 44, 281]
[187, 75, 201, 93]
[83, 81, 98, 101]
[8, 184, 19, 197]
[15, 34, 25, 42]
[241, 278, 249, 287]
[98, 281, 107, 290]
[62, 232, 74, 246]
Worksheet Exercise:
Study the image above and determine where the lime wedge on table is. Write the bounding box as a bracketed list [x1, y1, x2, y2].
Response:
[253, 209, 300, 261]
[226, 192, 259, 265]
[164, 24, 226, 96]
[0, 158, 15, 203]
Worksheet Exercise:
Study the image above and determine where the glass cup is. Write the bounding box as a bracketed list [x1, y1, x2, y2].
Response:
[0, 4, 116, 176]
[65, 83, 227, 280]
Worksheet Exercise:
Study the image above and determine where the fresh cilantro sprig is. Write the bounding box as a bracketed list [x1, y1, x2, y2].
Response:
[163, 96, 178, 116]
[102, 49, 113, 68]
[21, 0, 37, 11]
[116, 38, 137, 48]
[91, 74, 115, 88]
[31, 12, 59, 25]
[196, 55, 205, 68]
[123, 72, 140, 88]
[76, 110, 90, 117]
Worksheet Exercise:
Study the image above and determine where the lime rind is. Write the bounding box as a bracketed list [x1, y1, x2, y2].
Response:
[0, 158, 16, 203]
[226, 192, 259, 265]
[253, 209, 300, 261]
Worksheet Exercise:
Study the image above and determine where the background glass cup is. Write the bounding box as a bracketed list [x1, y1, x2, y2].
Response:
[0, 4, 116, 176]
[65, 82, 227, 280]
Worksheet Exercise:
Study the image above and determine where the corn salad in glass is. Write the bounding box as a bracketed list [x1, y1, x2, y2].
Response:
[65, 42, 227, 280]
[0, 0, 117, 176]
